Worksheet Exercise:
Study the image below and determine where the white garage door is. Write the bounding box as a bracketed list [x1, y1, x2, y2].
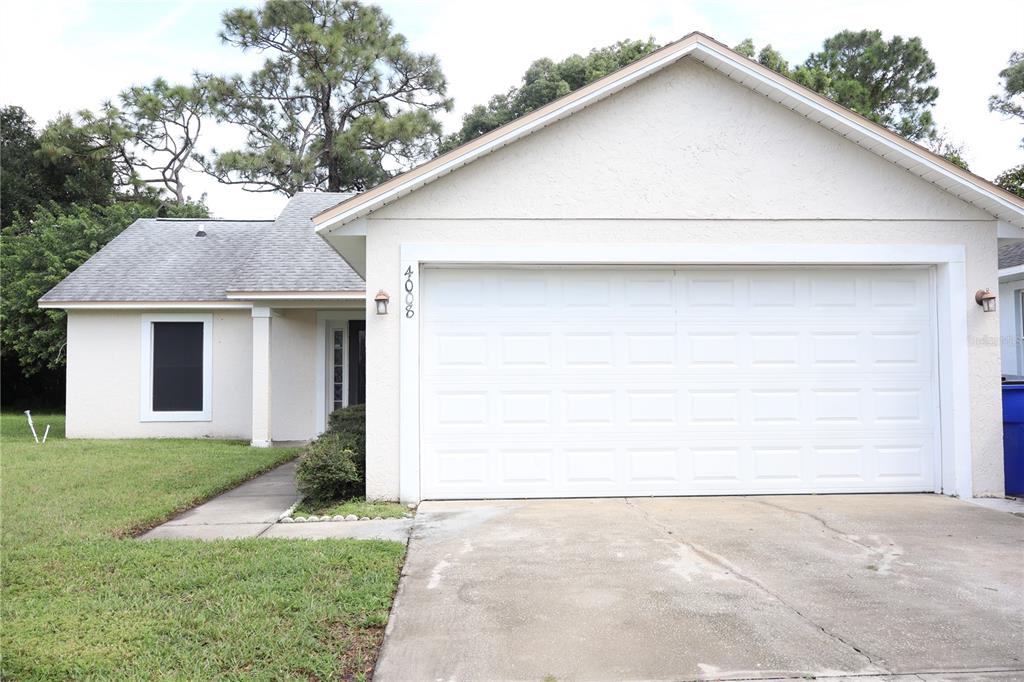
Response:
[419, 267, 939, 499]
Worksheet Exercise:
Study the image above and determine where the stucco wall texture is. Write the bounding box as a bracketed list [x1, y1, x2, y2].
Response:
[66, 310, 253, 439]
[65, 308, 322, 441]
[362, 58, 1002, 499]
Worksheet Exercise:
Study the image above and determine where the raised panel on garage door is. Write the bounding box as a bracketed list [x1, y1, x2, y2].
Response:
[418, 267, 938, 499]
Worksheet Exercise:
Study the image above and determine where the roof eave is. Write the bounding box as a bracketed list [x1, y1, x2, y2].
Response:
[313, 33, 1024, 233]
[38, 300, 253, 310]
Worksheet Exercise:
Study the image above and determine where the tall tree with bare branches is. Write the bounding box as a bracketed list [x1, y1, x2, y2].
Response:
[119, 78, 209, 205]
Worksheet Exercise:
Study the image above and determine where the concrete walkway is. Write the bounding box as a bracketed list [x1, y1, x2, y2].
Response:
[140, 460, 411, 541]
[140, 460, 301, 539]
[375, 495, 1024, 682]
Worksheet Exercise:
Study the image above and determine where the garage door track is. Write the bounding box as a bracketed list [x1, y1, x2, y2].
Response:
[374, 495, 1023, 681]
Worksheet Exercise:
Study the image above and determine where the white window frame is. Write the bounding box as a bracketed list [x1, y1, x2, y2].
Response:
[1018, 289, 1024, 374]
[398, 243, 973, 503]
[329, 324, 349, 412]
[140, 313, 213, 422]
[315, 310, 366, 434]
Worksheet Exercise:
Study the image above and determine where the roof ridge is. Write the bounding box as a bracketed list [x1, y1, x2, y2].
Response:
[150, 218, 274, 222]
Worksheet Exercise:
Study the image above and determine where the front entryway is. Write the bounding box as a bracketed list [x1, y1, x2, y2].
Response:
[326, 319, 366, 417]
[418, 267, 940, 499]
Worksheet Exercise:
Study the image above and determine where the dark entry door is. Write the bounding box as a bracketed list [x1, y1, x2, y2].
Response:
[348, 320, 366, 405]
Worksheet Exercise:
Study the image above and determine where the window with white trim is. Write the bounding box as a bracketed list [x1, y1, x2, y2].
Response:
[140, 314, 213, 421]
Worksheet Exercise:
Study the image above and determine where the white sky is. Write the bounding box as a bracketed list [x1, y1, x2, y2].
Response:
[2, 0, 1022, 219]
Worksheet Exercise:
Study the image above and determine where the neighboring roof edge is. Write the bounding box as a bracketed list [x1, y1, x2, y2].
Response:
[313, 31, 1024, 231]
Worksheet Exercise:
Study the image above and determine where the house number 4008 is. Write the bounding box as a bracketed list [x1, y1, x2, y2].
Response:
[403, 266, 415, 318]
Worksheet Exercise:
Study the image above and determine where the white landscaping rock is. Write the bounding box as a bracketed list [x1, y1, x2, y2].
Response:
[331, 515, 345, 522]
[373, 517, 383, 521]
[359, 516, 370, 521]
[294, 516, 307, 523]
[407, 503, 417, 510]
[279, 517, 295, 524]
[345, 514, 358, 521]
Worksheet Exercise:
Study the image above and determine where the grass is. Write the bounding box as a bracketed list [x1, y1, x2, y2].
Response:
[293, 497, 410, 519]
[1, 412, 406, 680]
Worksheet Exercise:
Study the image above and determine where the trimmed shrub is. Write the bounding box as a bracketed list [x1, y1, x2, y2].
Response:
[295, 404, 367, 504]
[328, 403, 365, 446]
[295, 432, 362, 505]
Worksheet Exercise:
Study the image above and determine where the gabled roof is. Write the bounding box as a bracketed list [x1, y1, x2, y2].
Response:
[313, 32, 1024, 232]
[39, 219, 273, 303]
[228, 192, 363, 295]
[39, 193, 365, 306]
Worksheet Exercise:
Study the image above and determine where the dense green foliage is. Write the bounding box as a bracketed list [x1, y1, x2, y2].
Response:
[733, 39, 790, 74]
[441, 39, 660, 152]
[296, 403, 368, 504]
[296, 431, 365, 504]
[0, 103, 209, 406]
[0, 107, 117, 228]
[447, 29, 944, 151]
[0, 201, 207, 380]
[737, 30, 939, 141]
[328, 401, 366, 453]
[996, 164, 1024, 198]
[0, 416, 403, 678]
[200, 0, 450, 194]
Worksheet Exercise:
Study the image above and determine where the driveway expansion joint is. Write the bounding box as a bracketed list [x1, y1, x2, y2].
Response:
[623, 497, 890, 675]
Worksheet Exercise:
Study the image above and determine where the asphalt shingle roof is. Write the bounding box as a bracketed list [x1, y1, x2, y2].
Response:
[39, 193, 363, 303]
[1000, 242, 1024, 270]
[230, 192, 363, 293]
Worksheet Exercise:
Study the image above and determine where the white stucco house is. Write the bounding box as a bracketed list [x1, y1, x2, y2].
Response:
[41, 33, 1024, 502]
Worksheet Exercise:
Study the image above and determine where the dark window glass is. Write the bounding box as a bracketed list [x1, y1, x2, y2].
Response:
[152, 322, 204, 412]
[349, 321, 366, 405]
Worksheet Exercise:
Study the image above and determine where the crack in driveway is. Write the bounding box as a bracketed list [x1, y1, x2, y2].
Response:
[623, 497, 889, 675]
[747, 498, 906, 575]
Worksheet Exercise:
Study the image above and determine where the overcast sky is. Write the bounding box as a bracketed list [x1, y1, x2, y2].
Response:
[2, 0, 1022, 219]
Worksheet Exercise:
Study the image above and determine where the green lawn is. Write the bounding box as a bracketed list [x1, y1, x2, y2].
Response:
[1, 413, 406, 680]
[293, 497, 410, 520]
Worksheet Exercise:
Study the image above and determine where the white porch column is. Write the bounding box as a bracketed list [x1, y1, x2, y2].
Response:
[251, 306, 273, 447]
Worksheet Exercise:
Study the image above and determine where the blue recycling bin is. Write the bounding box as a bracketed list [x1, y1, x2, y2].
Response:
[1001, 381, 1024, 496]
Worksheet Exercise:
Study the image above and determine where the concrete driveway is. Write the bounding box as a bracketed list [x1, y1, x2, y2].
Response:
[374, 495, 1023, 682]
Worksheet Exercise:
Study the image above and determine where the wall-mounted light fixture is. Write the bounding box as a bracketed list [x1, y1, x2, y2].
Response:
[975, 289, 996, 313]
[374, 289, 390, 315]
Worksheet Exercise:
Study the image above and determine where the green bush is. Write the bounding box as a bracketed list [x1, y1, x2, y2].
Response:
[295, 433, 362, 505]
[295, 404, 367, 504]
[328, 403, 365, 447]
